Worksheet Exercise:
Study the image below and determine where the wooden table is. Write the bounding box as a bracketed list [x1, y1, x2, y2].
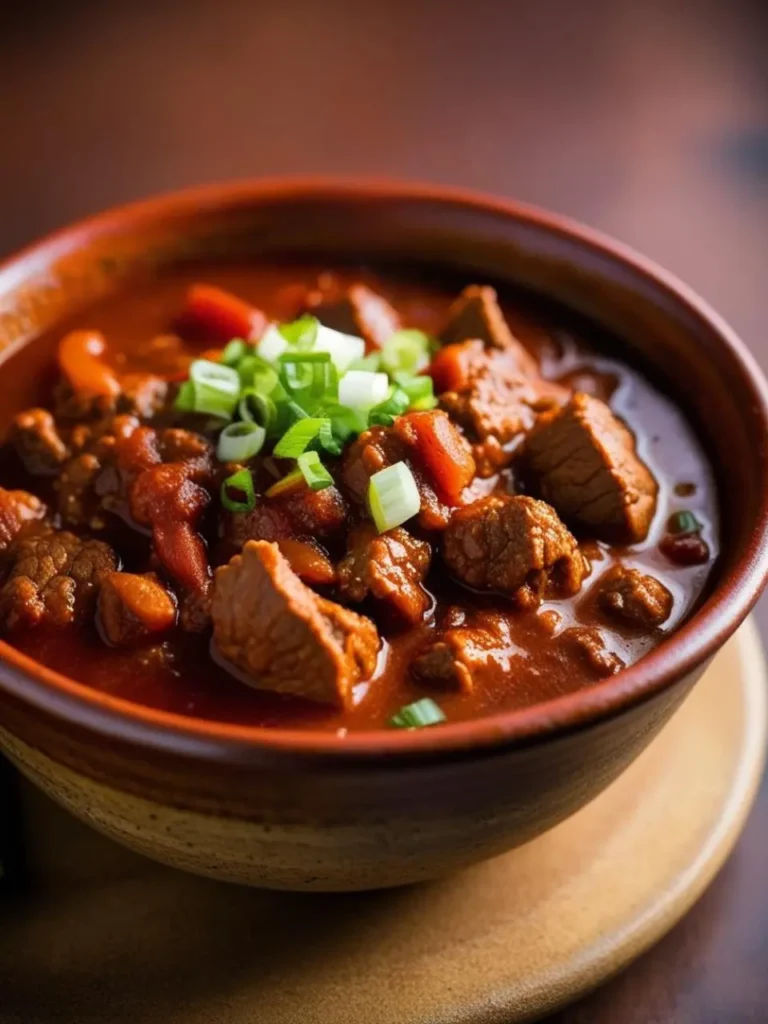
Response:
[1, 0, 767, 1019]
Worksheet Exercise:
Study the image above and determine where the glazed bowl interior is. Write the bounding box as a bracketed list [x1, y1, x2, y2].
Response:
[0, 178, 766, 759]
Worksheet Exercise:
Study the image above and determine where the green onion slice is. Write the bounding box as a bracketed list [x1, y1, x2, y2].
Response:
[216, 421, 266, 463]
[394, 373, 437, 409]
[668, 510, 702, 535]
[368, 461, 421, 532]
[368, 386, 411, 427]
[380, 329, 433, 376]
[278, 315, 320, 349]
[188, 359, 240, 418]
[338, 370, 389, 410]
[239, 389, 277, 432]
[321, 403, 368, 443]
[278, 351, 336, 402]
[298, 450, 334, 491]
[220, 338, 248, 367]
[273, 417, 329, 458]
[316, 418, 342, 456]
[390, 698, 446, 729]
[265, 468, 306, 499]
[313, 324, 365, 371]
[220, 467, 256, 513]
[348, 353, 382, 372]
[174, 380, 196, 412]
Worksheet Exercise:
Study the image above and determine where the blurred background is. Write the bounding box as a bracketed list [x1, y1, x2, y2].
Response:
[1, 0, 768, 1018]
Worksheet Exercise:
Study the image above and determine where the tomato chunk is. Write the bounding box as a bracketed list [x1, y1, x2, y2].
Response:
[277, 539, 337, 586]
[395, 410, 476, 503]
[183, 284, 267, 343]
[58, 330, 121, 397]
[428, 340, 482, 393]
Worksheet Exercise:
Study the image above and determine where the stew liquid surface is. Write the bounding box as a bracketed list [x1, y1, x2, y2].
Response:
[0, 264, 719, 731]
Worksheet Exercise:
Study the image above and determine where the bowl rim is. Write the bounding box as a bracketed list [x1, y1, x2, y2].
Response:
[0, 175, 767, 764]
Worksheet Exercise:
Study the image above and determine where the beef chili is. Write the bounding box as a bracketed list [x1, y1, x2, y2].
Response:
[0, 265, 719, 732]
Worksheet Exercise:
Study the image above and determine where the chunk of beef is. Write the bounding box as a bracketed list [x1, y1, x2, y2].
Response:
[116, 373, 168, 419]
[525, 393, 658, 543]
[439, 285, 538, 366]
[0, 530, 117, 630]
[341, 420, 457, 531]
[212, 540, 379, 708]
[98, 572, 177, 646]
[442, 495, 586, 606]
[56, 414, 140, 528]
[304, 279, 401, 348]
[597, 565, 673, 628]
[432, 340, 567, 475]
[411, 611, 514, 693]
[0, 489, 47, 553]
[558, 626, 625, 678]
[338, 524, 431, 625]
[10, 409, 70, 475]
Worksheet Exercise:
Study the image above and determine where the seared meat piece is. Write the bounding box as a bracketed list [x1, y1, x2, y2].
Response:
[0, 489, 47, 553]
[558, 626, 625, 678]
[304, 279, 401, 348]
[525, 393, 658, 543]
[433, 340, 566, 474]
[56, 414, 140, 528]
[411, 610, 515, 693]
[0, 530, 117, 630]
[597, 565, 673, 628]
[117, 373, 168, 419]
[439, 285, 538, 366]
[212, 541, 379, 708]
[338, 524, 431, 625]
[98, 572, 177, 646]
[10, 409, 70, 475]
[442, 495, 586, 606]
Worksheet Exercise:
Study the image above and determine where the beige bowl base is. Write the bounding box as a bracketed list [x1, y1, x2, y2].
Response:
[1, 620, 766, 1024]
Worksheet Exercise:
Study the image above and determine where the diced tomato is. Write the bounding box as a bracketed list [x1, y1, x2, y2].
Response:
[395, 410, 476, 504]
[428, 339, 483, 393]
[182, 284, 268, 344]
[277, 539, 337, 586]
[58, 330, 121, 397]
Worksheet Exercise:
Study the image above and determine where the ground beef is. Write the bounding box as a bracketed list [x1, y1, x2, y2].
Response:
[0, 529, 117, 630]
[56, 414, 140, 528]
[442, 495, 586, 606]
[525, 392, 658, 543]
[212, 540, 380, 708]
[0, 489, 47, 554]
[117, 373, 168, 419]
[10, 409, 70, 475]
[98, 571, 177, 646]
[303, 279, 401, 348]
[338, 524, 431, 625]
[597, 565, 673, 628]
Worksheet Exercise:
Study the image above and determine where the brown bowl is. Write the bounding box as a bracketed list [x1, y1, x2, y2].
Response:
[0, 179, 766, 891]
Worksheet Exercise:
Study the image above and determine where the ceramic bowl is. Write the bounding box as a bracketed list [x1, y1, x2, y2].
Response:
[0, 179, 766, 891]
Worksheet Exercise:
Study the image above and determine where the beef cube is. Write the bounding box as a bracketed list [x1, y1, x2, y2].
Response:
[439, 285, 538, 368]
[212, 541, 380, 708]
[0, 530, 117, 630]
[338, 524, 431, 625]
[442, 495, 586, 606]
[98, 572, 177, 646]
[525, 393, 658, 543]
[0, 489, 47, 553]
[10, 409, 70, 475]
[558, 626, 625, 678]
[597, 565, 673, 628]
[411, 611, 514, 694]
[304, 280, 401, 348]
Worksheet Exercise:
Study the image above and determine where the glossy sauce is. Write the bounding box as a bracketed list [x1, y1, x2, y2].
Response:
[0, 264, 720, 731]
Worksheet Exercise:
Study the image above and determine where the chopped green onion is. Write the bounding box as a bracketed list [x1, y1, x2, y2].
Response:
[298, 450, 334, 491]
[316, 418, 342, 456]
[239, 389, 277, 432]
[380, 329, 432, 376]
[221, 468, 256, 513]
[188, 359, 240, 418]
[348, 353, 382, 372]
[338, 370, 389, 410]
[278, 315, 319, 349]
[174, 380, 195, 412]
[273, 417, 329, 458]
[265, 468, 306, 499]
[238, 354, 281, 396]
[257, 324, 290, 363]
[394, 373, 437, 409]
[279, 351, 336, 402]
[668, 510, 702, 535]
[321, 403, 368, 443]
[390, 698, 446, 729]
[368, 386, 411, 427]
[313, 324, 365, 372]
[368, 461, 421, 532]
[220, 338, 248, 367]
[216, 421, 266, 463]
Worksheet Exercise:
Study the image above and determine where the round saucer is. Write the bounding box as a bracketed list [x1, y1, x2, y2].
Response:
[2, 622, 765, 1023]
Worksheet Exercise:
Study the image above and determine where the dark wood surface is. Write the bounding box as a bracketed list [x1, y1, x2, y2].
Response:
[1, 1, 767, 1020]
